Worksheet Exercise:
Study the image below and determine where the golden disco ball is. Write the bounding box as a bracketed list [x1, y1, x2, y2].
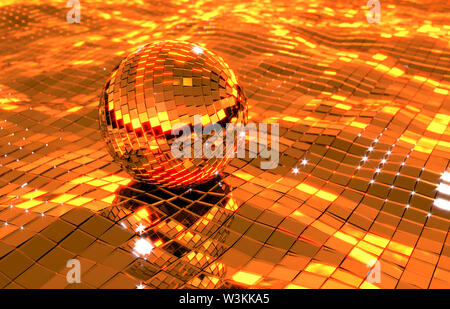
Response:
[99, 41, 247, 188]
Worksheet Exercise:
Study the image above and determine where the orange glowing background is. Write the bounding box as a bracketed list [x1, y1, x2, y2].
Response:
[0, 0, 448, 289]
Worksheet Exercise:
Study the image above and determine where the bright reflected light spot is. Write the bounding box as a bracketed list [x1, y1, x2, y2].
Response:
[134, 238, 154, 256]
[135, 223, 146, 234]
[434, 198, 450, 211]
[232, 271, 261, 285]
[192, 46, 204, 54]
[305, 262, 336, 276]
[441, 172, 450, 182]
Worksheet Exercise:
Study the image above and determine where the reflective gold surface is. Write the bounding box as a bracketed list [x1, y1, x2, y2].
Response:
[0, 0, 449, 289]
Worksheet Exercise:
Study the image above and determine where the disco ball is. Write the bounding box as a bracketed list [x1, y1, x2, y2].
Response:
[99, 41, 247, 188]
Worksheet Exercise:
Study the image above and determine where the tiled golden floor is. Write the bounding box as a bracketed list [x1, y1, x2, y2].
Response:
[0, 0, 449, 289]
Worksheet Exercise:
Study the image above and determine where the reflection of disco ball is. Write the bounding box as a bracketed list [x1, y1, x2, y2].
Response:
[99, 41, 247, 188]
[101, 179, 234, 288]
